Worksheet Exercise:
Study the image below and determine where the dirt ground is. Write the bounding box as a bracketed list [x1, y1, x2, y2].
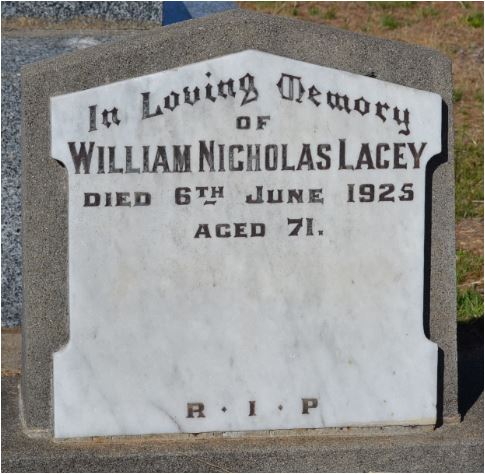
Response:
[457, 218, 484, 256]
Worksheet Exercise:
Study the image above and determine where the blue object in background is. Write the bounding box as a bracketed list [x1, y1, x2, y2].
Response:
[162, 1, 192, 24]
[162, 1, 237, 25]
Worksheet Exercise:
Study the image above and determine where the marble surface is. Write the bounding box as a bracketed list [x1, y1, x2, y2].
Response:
[51, 50, 442, 438]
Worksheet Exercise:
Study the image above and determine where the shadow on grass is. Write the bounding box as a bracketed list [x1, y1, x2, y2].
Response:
[458, 317, 484, 418]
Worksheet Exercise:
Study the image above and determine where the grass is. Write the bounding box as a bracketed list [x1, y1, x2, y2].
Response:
[457, 289, 484, 323]
[240, 1, 484, 324]
[381, 14, 401, 29]
[421, 5, 440, 18]
[467, 11, 484, 28]
[372, 1, 416, 9]
[309, 5, 320, 16]
[323, 7, 336, 20]
[455, 131, 484, 219]
[456, 249, 483, 324]
[457, 249, 483, 284]
[452, 88, 464, 103]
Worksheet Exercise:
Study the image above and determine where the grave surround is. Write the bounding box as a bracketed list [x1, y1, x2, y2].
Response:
[21, 9, 458, 437]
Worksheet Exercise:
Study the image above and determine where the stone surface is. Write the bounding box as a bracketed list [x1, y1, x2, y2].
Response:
[51, 50, 441, 438]
[21, 10, 458, 435]
[1, 2, 163, 23]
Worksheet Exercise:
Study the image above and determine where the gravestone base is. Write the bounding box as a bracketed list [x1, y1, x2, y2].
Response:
[3, 330, 483, 472]
[2, 375, 483, 472]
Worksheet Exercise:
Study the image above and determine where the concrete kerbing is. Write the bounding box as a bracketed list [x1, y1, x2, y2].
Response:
[21, 9, 457, 434]
[18, 386, 51, 440]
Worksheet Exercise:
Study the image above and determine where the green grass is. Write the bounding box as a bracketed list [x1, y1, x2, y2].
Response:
[381, 14, 401, 29]
[309, 5, 320, 16]
[323, 7, 337, 20]
[458, 289, 484, 323]
[457, 249, 483, 284]
[421, 5, 439, 18]
[452, 88, 464, 103]
[455, 131, 484, 219]
[371, 1, 416, 10]
[467, 11, 484, 28]
[456, 250, 483, 324]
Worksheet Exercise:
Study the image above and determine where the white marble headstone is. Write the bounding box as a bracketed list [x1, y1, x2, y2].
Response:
[51, 50, 442, 438]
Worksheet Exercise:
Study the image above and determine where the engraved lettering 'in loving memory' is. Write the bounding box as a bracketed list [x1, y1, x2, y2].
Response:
[88, 71, 411, 135]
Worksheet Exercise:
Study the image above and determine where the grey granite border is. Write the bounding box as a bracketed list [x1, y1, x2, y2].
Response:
[1, 1, 163, 23]
[21, 9, 457, 433]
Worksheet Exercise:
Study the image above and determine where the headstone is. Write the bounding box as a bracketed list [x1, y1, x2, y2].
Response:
[21, 10, 458, 439]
